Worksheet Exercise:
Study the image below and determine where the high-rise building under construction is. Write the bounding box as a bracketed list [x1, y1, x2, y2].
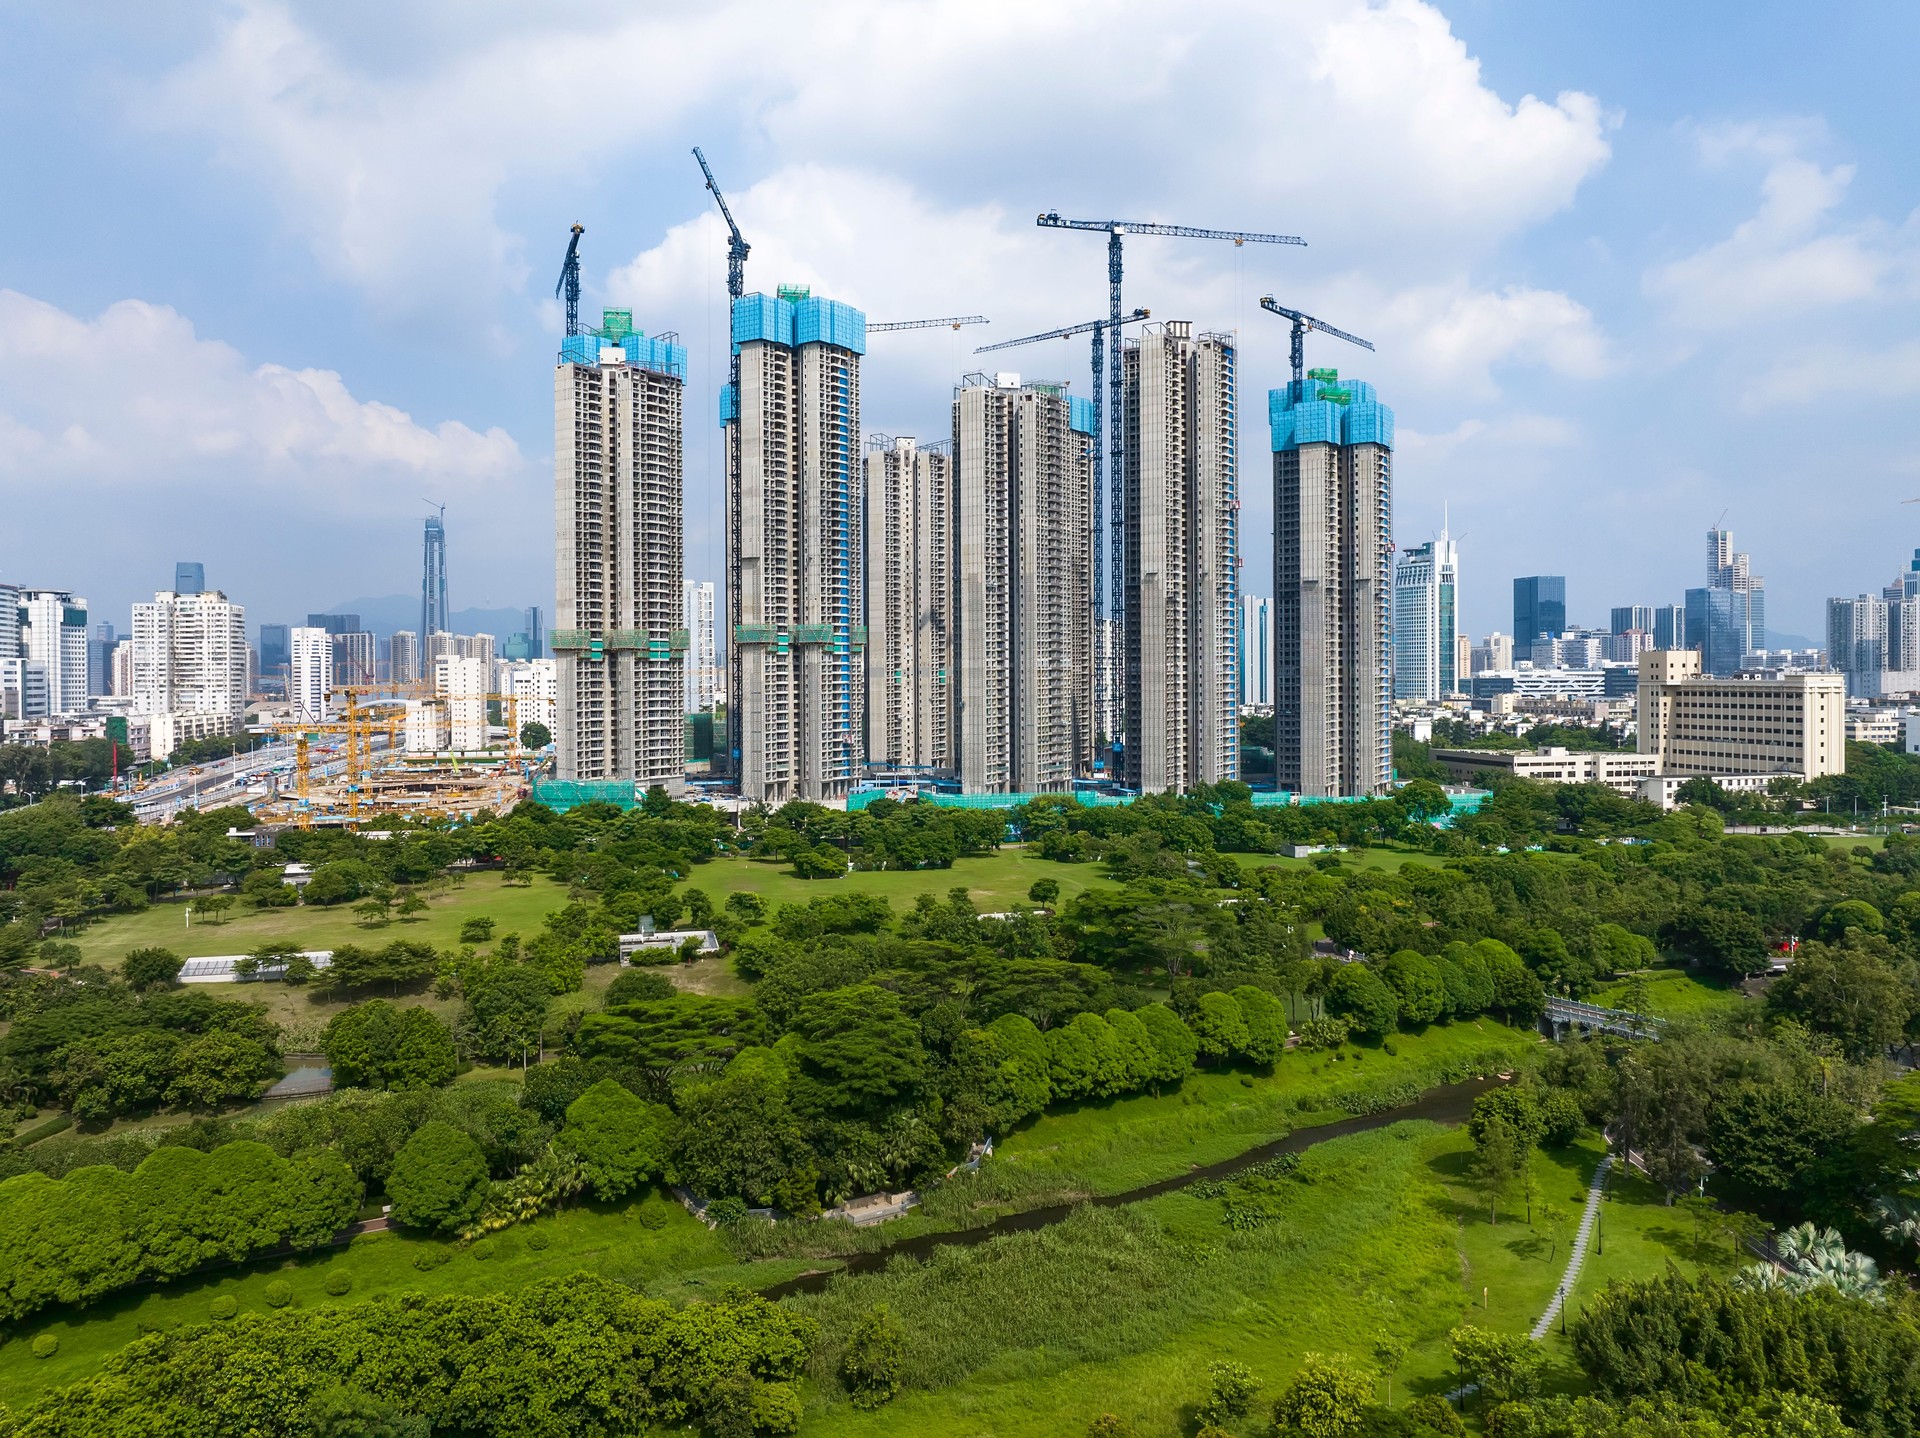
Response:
[552, 311, 688, 793]
[1120, 323, 1239, 793]
[865, 435, 952, 774]
[725, 289, 866, 804]
[951, 376, 1095, 793]
[1272, 369, 1393, 796]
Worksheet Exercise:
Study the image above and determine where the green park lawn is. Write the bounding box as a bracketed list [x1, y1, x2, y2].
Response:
[1590, 969, 1750, 1021]
[1236, 844, 1448, 876]
[993, 1019, 1541, 1195]
[705, 846, 1118, 910]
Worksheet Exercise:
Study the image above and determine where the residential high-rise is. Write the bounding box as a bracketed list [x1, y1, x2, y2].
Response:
[388, 630, 420, 685]
[0, 581, 18, 662]
[1471, 632, 1514, 674]
[725, 289, 866, 804]
[1274, 369, 1392, 796]
[422, 510, 449, 642]
[331, 631, 377, 687]
[19, 590, 90, 715]
[1391, 524, 1459, 700]
[1239, 595, 1272, 708]
[1120, 323, 1238, 793]
[553, 310, 688, 792]
[434, 654, 489, 751]
[174, 562, 206, 595]
[110, 639, 134, 699]
[130, 590, 249, 751]
[503, 659, 558, 737]
[950, 378, 1095, 793]
[1512, 576, 1566, 648]
[289, 627, 333, 723]
[683, 582, 718, 715]
[865, 436, 951, 772]
[1687, 527, 1765, 677]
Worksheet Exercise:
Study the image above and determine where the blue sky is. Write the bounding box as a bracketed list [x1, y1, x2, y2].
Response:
[4, 0, 1918, 643]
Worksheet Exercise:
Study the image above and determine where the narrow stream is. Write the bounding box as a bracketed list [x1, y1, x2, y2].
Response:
[763, 1075, 1500, 1299]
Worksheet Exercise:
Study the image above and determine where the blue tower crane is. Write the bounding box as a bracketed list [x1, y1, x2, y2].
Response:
[1258, 295, 1374, 388]
[692, 147, 751, 302]
[554, 223, 583, 338]
[1034, 213, 1306, 711]
[868, 315, 990, 333]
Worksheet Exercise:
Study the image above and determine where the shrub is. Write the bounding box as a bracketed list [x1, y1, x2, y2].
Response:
[706, 1196, 748, 1227]
[841, 1305, 905, 1409]
[471, 1238, 498, 1261]
[324, 1270, 352, 1296]
[526, 1228, 551, 1251]
[31, 1334, 59, 1359]
[638, 1198, 672, 1230]
[412, 1247, 451, 1272]
[263, 1279, 294, 1309]
[210, 1295, 239, 1320]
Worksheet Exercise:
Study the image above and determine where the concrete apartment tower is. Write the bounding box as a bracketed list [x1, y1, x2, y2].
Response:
[1272, 368, 1394, 797]
[552, 311, 688, 794]
[950, 377, 1095, 793]
[1120, 323, 1239, 793]
[1391, 521, 1459, 700]
[130, 590, 248, 726]
[289, 627, 333, 723]
[683, 580, 717, 713]
[864, 435, 953, 774]
[725, 289, 866, 805]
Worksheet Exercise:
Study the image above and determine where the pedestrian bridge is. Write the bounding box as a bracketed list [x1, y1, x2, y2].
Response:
[1542, 995, 1665, 1041]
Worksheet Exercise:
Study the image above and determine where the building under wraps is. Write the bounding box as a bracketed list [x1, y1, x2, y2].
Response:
[1272, 368, 1394, 797]
[1121, 323, 1240, 793]
[864, 435, 952, 775]
[951, 375, 1096, 793]
[724, 289, 866, 805]
[552, 311, 688, 794]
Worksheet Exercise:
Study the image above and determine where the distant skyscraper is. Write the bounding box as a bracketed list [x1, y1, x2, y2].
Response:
[1686, 526, 1765, 676]
[951, 378, 1095, 793]
[388, 630, 420, 685]
[422, 509, 449, 642]
[1512, 576, 1566, 647]
[725, 289, 866, 803]
[88, 621, 117, 698]
[173, 562, 205, 594]
[1392, 523, 1459, 700]
[524, 606, 544, 661]
[554, 310, 687, 791]
[1122, 322, 1238, 793]
[331, 631, 376, 687]
[1274, 366, 1393, 797]
[259, 624, 291, 678]
[307, 613, 360, 636]
[1239, 595, 1272, 707]
[289, 627, 333, 723]
[1652, 605, 1686, 651]
[1610, 605, 1654, 637]
[683, 582, 717, 714]
[19, 590, 89, 715]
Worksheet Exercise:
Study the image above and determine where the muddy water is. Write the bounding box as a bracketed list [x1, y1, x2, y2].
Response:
[763, 1076, 1499, 1300]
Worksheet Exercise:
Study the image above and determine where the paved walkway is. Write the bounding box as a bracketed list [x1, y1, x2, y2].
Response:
[1530, 1153, 1610, 1339]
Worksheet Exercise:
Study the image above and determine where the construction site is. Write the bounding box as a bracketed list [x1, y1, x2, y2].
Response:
[247, 685, 540, 828]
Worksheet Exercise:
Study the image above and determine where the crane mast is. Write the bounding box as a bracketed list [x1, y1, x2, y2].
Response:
[554, 224, 583, 338]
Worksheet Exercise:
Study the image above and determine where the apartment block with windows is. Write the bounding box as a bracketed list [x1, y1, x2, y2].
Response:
[1637, 649, 1844, 781]
[865, 435, 953, 774]
[552, 312, 688, 793]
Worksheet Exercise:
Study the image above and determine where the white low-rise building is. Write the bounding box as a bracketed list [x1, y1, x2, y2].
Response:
[1432, 746, 1661, 797]
[1639, 650, 1845, 781]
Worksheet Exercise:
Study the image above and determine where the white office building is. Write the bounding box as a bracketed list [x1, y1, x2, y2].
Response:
[1638, 649, 1845, 781]
[1391, 526, 1458, 701]
[19, 590, 89, 715]
[289, 627, 333, 723]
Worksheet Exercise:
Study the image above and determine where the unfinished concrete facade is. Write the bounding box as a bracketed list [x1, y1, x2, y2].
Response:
[864, 436, 952, 773]
[726, 293, 867, 805]
[1121, 324, 1239, 793]
[553, 320, 688, 794]
[950, 376, 1095, 793]
[1271, 371, 1393, 797]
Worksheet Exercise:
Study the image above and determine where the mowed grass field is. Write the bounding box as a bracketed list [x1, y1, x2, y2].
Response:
[1590, 968, 1750, 1021]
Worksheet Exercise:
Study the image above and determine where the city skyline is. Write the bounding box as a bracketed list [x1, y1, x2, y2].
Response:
[6, 5, 1916, 640]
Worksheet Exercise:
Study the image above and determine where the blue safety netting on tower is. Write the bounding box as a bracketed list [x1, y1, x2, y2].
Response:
[1068, 394, 1097, 435]
[1268, 371, 1395, 452]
